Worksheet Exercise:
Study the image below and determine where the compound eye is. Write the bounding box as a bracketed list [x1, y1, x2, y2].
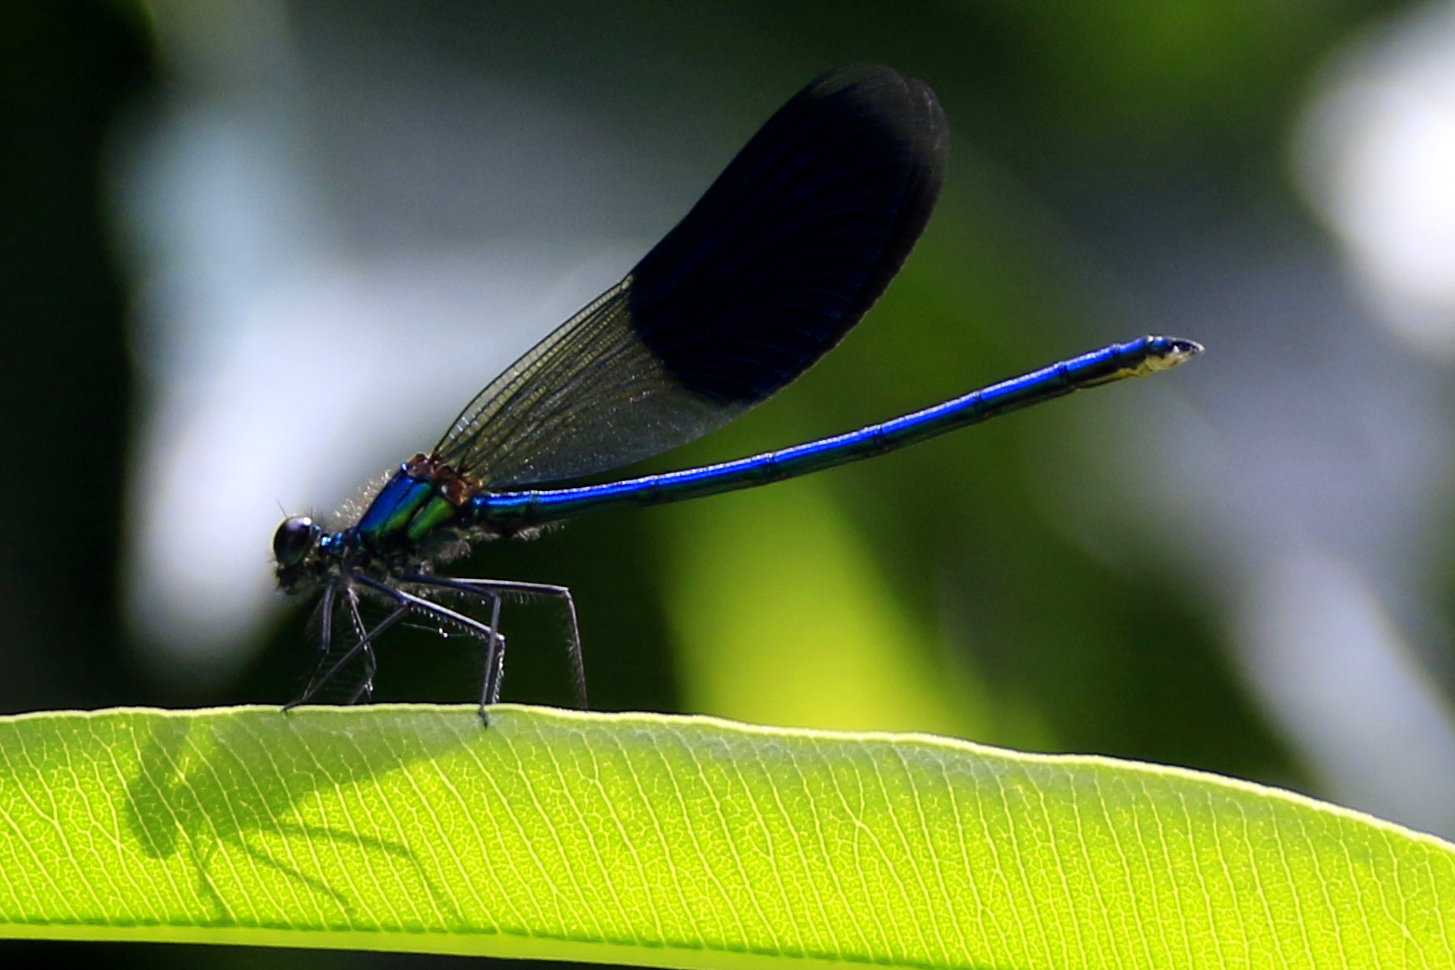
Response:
[273, 516, 318, 567]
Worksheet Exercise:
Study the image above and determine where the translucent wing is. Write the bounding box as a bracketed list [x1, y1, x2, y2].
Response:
[434, 63, 948, 488]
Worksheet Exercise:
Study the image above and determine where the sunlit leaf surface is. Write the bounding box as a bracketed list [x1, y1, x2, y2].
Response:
[0, 705, 1448, 967]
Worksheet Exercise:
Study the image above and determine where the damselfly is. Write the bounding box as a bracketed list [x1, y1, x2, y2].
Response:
[272, 65, 1201, 720]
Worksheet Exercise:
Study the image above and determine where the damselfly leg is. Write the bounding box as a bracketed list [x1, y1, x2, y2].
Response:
[288, 585, 411, 711]
[398, 574, 587, 711]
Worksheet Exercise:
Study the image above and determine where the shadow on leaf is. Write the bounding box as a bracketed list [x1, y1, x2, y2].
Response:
[121, 708, 473, 929]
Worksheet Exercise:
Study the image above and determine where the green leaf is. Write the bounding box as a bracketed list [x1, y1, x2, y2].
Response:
[0, 705, 1449, 967]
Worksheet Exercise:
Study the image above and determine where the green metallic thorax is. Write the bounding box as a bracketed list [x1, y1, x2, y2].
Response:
[354, 455, 479, 548]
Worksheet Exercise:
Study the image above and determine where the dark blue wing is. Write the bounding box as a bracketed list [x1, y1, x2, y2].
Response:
[434, 64, 948, 487]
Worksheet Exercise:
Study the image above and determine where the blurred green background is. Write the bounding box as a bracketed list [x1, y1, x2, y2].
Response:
[6, 0, 1455, 966]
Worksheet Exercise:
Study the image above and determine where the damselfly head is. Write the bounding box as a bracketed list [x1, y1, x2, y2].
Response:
[273, 515, 320, 570]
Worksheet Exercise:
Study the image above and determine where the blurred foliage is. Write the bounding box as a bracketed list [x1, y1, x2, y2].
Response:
[0, 0, 1429, 966]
